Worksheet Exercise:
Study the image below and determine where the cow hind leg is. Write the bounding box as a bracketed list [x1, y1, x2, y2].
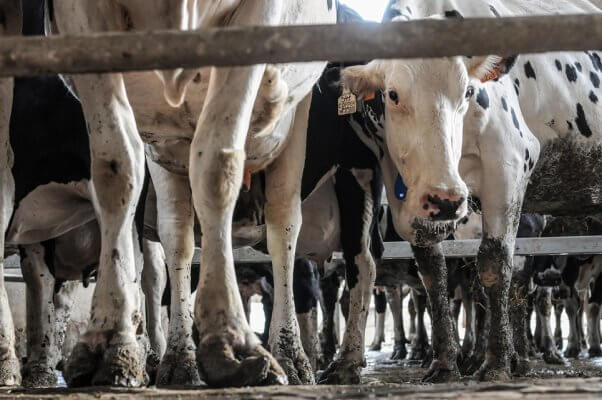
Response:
[319, 169, 379, 385]
[20, 244, 60, 388]
[535, 288, 565, 364]
[564, 291, 582, 358]
[554, 300, 564, 350]
[294, 259, 321, 372]
[386, 285, 408, 360]
[147, 161, 200, 386]
[318, 272, 340, 370]
[191, 64, 285, 387]
[408, 290, 430, 362]
[586, 274, 602, 357]
[368, 289, 386, 351]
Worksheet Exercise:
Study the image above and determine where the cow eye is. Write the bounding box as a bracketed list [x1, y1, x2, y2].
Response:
[465, 86, 475, 99]
[388, 90, 399, 104]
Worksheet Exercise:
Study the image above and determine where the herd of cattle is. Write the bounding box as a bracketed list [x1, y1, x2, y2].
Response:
[0, 0, 600, 390]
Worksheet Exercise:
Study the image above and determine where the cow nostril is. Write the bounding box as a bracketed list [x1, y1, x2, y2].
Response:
[427, 194, 465, 221]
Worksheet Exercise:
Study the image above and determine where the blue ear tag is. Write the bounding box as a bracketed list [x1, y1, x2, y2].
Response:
[395, 174, 408, 201]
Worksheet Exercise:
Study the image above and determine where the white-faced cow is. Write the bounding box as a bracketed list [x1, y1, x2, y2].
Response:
[46, 0, 337, 388]
[0, 0, 21, 387]
[339, 0, 602, 382]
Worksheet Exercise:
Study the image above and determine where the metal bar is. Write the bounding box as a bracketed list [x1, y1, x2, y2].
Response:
[0, 14, 600, 77]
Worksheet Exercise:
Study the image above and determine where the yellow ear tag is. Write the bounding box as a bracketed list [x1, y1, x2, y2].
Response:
[338, 87, 357, 116]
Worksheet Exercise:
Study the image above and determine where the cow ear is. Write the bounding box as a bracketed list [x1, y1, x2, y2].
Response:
[466, 55, 517, 83]
[342, 61, 385, 100]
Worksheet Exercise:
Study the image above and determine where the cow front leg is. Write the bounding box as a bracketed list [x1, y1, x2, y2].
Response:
[263, 95, 314, 385]
[319, 168, 379, 385]
[191, 64, 285, 387]
[554, 299, 564, 350]
[563, 290, 582, 358]
[412, 245, 460, 383]
[20, 244, 60, 388]
[294, 259, 321, 373]
[386, 285, 408, 360]
[60, 73, 147, 388]
[146, 160, 200, 386]
[508, 257, 531, 376]
[141, 238, 167, 379]
[318, 272, 340, 369]
[408, 290, 430, 361]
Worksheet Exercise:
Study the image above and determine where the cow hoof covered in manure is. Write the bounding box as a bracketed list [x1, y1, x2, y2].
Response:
[511, 356, 531, 377]
[197, 334, 287, 387]
[318, 359, 363, 385]
[22, 363, 57, 388]
[588, 347, 602, 358]
[65, 341, 148, 387]
[475, 363, 512, 382]
[274, 353, 315, 385]
[0, 357, 21, 387]
[564, 346, 581, 359]
[422, 360, 461, 383]
[157, 349, 203, 386]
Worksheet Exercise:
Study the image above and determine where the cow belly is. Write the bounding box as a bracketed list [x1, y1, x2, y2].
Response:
[523, 137, 602, 215]
[7, 180, 95, 245]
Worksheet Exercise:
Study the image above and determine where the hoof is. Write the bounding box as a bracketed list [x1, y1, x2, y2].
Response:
[475, 363, 512, 382]
[318, 359, 362, 385]
[564, 346, 581, 359]
[145, 350, 161, 384]
[22, 363, 57, 388]
[197, 335, 287, 387]
[588, 347, 602, 358]
[543, 350, 567, 365]
[511, 356, 531, 377]
[408, 344, 429, 362]
[65, 341, 148, 387]
[459, 354, 484, 376]
[421, 360, 461, 383]
[275, 354, 315, 385]
[555, 338, 563, 350]
[157, 350, 203, 386]
[0, 357, 20, 387]
[420, 348, 434, 368]
[390, 344, 407, 361]
[368, 343, 382, 352]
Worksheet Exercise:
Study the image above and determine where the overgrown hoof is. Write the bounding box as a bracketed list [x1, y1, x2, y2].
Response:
[475, 363, 512, 382]
[390, 344, 407, 361]
[22, 363, 57, 388]
[0, 357, 20, 387]
[588, 347, 602, 358]
[421, 360, 461, 383]
[318, 359, 363, 385]
[564, 347, 581, 359]
[274, 353, 315, 385]
[197, 335, 286, 387]
[157, 350, 204, 386]
[92, 342, 149, 387]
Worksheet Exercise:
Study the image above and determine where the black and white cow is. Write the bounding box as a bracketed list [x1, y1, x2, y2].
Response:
[339, 0, 602, 382]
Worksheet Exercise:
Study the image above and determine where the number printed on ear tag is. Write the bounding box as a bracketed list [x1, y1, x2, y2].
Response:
[338, 87, 357, 116]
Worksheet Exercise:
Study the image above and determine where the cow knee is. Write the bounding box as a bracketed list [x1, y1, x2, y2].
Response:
[194, 149, 245, 209]
[477, 238, 511, 288]
[293, 259, 319, 314]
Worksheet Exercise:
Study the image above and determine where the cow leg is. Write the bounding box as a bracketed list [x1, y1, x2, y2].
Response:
[461, 277, 490, 375]
[141, 238, 167, 377]
[261, 97, 314, 385]
[578, 293, 587, 351]
[368, 289, 387, 351]
[386, 285, 408, 360]
[319, 169, 379, 385]
[408, 290, 430, 361]
[411, 245, 460, 383]
[54, 281, 78, 370]
[536, 288, 565, 364]
[20, 244, 60, 388]
[564, 290, 582, 358]
[408, 295, 417, 341]
[586, 274, 602, 357]
[508, 257, 531, 376]
[146, 161, 200, 386]
[0, 2, 20, 386]
[318, 272, 340, 369]
[459, 277, 475, 364]
[554, 299, 564, 350]
[293, 259, 321, 372]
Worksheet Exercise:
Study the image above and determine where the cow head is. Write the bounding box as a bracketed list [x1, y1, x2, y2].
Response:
[342, 55, 504, 245]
